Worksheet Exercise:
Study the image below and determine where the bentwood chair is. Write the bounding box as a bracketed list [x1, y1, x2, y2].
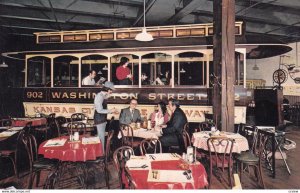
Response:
[33, 113, 56, 141]
[55, 116, 67, 136]
[66, 122, 87, 135]
[140, 138, 162, 155]
[0, 118, 12, 127]
[236, 128, 268, 188]
[119, 124, 140, 149]
[113, 146, 135, 189]
[26, 133, 58, 189]
[0, 122, 32, 178]
[207, 137, 235, 188]
[71, 113, 87, 122]
[85, 130, 114, 189]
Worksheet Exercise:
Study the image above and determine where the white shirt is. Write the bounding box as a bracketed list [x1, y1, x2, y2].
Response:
[82, 76, 95, 85]
[154, 112, 164, 126]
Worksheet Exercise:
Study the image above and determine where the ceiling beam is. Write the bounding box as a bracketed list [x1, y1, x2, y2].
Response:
[166, 0, 206, 24]
[0, 2, 136, 21]
[132, 0, 157, 26]
[0, 0, 139, 20]
[0, 25, 57, 31]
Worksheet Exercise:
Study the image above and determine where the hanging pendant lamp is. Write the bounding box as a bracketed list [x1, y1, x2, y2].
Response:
[135, 0, 153, 41]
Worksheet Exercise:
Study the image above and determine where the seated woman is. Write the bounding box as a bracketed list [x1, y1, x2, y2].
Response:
[150, 102, 169, 129]
[155, 71, 172, 86]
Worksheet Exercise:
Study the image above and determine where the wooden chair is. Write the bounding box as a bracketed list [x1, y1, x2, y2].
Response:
[55, 116, 67, 135]
[71, 113, 87, 122]
[66, 122, 87, 135]
[0, 118, 12, 127]
[0, 122, 32, 178]
[113, 146, 134, 189]
[207, 137, 235, 188]
[140, 138, 162, 155]
[119, 124, 140, 149]
[169, 130, 191, 154]
[236, 129, 267, 189]
[33, 113, 56, 141]
[26, 133, 58, 189]
[85, 130, 114, 189]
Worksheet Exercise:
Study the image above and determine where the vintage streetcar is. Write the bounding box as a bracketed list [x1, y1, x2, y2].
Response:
[1, 22, 291, 124]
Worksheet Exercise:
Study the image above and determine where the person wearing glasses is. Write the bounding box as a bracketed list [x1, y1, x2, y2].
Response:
[119, 99, 142, 125]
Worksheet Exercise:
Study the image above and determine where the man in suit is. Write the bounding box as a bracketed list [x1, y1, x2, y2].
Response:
[119, 99, 142, 125]
[159, 99, 188, 152]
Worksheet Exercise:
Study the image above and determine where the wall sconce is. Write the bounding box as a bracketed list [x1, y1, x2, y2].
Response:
[180, 68, 186, 73]
[102, 65, 108, 70]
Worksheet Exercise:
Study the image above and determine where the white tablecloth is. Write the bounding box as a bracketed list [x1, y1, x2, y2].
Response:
[192, 131, 249, 154]
[119, 128, 162, 139]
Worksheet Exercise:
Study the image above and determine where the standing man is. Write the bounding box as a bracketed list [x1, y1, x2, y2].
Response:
[82, 70, 96, 85]
[159, 99, 187, 152]
[119, 99, 142, 125]
[116, 57, 132, 85]
[94, 81, 118, 151]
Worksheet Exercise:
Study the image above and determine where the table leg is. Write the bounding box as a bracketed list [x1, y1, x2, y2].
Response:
[272, 135, 276, 178]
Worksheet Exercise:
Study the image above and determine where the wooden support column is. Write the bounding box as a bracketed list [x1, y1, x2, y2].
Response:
[213, 0, 222, 130]
[213, 0, 235, 132]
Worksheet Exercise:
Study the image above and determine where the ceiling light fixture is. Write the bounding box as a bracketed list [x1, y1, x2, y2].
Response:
[135, 0, 153, 42]
[180, 68, 186, 73]
[252, 59, 259, 70]
[0, 61, 8, 68]
[22, 68, 26, 73]
[98, 70, 102, 74]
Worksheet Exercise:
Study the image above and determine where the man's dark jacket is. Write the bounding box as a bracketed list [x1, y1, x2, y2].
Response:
[159, 107, 187, 148]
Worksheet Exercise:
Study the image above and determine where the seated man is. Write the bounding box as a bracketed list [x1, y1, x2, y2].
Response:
[159, 99, 187, 152]
[82, 70, 96, 85]
[119, 99, 142, 125]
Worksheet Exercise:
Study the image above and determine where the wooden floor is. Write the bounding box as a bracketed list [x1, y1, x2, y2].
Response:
[1, 125, 299, 189]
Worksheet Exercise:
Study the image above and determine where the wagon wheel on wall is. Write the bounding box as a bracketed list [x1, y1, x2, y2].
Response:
[273, 69, 288, 84]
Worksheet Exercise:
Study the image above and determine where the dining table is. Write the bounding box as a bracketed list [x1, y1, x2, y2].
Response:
[125, 153, 208, 189]
[192, 131, 249, 154]
[38, 135, 103, 188]
[12, 117, 47, 127]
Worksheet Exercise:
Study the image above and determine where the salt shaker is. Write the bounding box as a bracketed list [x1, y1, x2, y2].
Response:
[187, 146, 194, 163]
[182, 153, 187, 161]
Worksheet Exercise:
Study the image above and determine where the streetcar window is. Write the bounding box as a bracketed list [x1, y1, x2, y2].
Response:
[141, 53, 172, 86]
[111, 54, 139, 86]
[81, 55, 108, 86]
[27, 56, 51, 87]
[174, 52, 206, 86]
[236, 52, 245, 86]
[53, 56, 79, 87]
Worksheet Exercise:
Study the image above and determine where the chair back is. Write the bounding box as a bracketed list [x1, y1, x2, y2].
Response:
[23, 133, 39, 172]
[199, 122, 215, 131]
[55, 116, 67, 135]
[71, 113, 87, 122]
[207, 137, 234, 170]
[140, 138, 162, 155]
[105, 130, 115, 163]
[182, 130, 191, 149]
[0, 118, 12, 127]
[207, 137, 235, 188]
[67, 122, 86, 135]
[119, 124, 134, 147]
[113, 146, 134, 188]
